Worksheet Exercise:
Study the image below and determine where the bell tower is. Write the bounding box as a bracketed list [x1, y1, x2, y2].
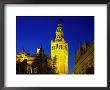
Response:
[51, 20, 68, 74]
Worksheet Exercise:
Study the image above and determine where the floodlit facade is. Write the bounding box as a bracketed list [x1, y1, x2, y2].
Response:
[51, 22, 68, 74]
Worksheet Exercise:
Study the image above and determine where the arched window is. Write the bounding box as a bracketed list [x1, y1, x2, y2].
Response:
[56, 44, 58, 48]
[57, 35, 59, 39]
[61, 45, 62, 49]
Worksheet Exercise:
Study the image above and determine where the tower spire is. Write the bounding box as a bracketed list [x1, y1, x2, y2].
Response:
[55, 19, 64, 41]
[57, 18, 62, 29]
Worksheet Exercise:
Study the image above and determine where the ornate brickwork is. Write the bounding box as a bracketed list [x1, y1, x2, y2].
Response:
[74, 41, 94, 74]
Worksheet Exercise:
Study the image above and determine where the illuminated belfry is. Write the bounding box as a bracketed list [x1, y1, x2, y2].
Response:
[51, 20, 68, 74]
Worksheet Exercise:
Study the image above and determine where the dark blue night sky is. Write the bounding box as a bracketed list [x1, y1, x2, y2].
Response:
[16, 16, 94, 74]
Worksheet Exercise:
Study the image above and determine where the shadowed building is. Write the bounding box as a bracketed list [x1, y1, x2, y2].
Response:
[31, 46, 54, 74]
[16, 59, 27, 74]
[51, 21, 68, 74]
[74, 41, 94, 74]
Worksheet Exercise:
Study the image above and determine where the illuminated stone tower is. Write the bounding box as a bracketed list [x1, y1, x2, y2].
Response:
[51, 20, 68, 74]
